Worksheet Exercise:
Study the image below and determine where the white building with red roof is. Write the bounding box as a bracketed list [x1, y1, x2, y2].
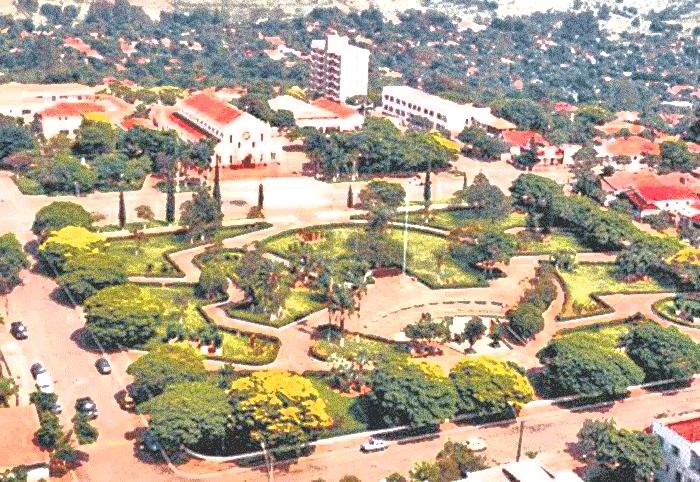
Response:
[651, 415, 700, 482]
[38, 102, 106, 138]
[0, 82, 99, 123]
[176, 93, 278, 168]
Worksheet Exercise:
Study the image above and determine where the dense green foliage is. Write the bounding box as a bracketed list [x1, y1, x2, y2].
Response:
[0, 233, 29, 293]
[127, 344, 207, 400]
[32, 201, 93, 237]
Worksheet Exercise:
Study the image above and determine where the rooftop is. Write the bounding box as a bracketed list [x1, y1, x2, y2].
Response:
[0, 405, 47, 469]
[311, 98, 359, 119]
[599, 135, 660, 157]
[667, 417, 700, 443]
[502, 130, 549, 148]
[40, 102, 106, 117]
[181, 93, 242, 127]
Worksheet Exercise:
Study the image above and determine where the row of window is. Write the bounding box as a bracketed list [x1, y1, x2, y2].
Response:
[382, 95, 447, 121]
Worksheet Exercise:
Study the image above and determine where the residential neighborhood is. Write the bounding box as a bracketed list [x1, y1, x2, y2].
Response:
[0, 1, 698, 482]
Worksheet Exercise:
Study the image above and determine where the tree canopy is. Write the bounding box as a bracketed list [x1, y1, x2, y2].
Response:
[32, 201, 93, 237]
[0, 233, 29, 293]
[127, 344, 207, 400]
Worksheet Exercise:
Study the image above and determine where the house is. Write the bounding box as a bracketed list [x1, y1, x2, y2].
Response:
[309, 34, 370, 103]
[457, 459, 583, 481]
[0, 406, 49, 482]
[175, 93, 279, 168]
[595, 135, 660, 172]
[268, 95, 364, 132]
[39, 102, 106, 138]
[0, 82, 99, 123]
[651, 415, 700, 482]
[596, 120, 645, 136]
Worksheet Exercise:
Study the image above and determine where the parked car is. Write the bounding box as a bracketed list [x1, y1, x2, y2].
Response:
[95, 357, 111, 375]
[75, 397, 98, 418]
[466, 437, 487, 452]
[48, 400, 63, 414]
[35, 373, 54, 394]
[10, 321, 28, 339]
[140, 430, 160, 453]
[360, 438, 388, 453]
[117, 389, 136, 412]
[30, 362, 46, 379]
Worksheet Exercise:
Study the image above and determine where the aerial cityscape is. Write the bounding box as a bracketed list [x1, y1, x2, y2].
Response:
[0, 0, 698, 481]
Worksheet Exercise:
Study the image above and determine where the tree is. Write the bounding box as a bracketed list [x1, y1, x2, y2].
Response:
[257, 183, 264, 210]
[72, 413, 98, 445]
[491, 98, 550, 131]
[423, 169, 432, 207]
[83, 284, 165, 348]
[179, 187, 223, 242]
[57, 253, 127, 303]
[73, 120, 117, 160]
[515, 144, 540, 170]
[347, 185, 353, 208]
[404, 317, 451, 343]
[449, 357, 534, 416]
[458, 126, 508, 160]
[409, 461, 440, 482]
[229, 370, 332, 448]
[165, 177, 176, 224]
[510, 174, 563, 231]
[577, 419, 662, 481]
[369, 359, 458, 427]
[92, 153, 149, 187]
[435, 441, 488, 480]
[0, 122, 34, 162]
[140, 381, 230, 451]
[463, 231, 517, 276]
[127, 344, 207, 400]
[32, 201, 93, 238]
[537, 335, 644, 399]
[462, 317, 487, 350]
[196, 264, 228, 301]
[38, 227, 106, 273]
[358, 180, 406, 231]
[135, 205, 155, 224]
[212, 160, 221, 211]
[624, 322, 700, 382]
[453, 173, 510, 220]
[508, 302, 545, 340]
[615, 238, 676, 279]
[0, 376, 18, 406]
[0, 233, 29, 294]
[658, 141, 698, 174]
[30, 151, 97, 194]
[118, 190, 126, 229]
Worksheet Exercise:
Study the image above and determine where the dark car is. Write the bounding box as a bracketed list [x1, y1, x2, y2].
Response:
[10, 321, 28, 339]
[140, 430, 160, 453]
[30, 362, 46, 379]
[75, 397, 98, 418]
[95, 358, 111, 375]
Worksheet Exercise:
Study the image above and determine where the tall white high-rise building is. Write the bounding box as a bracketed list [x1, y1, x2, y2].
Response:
[309, 34, 369, 103]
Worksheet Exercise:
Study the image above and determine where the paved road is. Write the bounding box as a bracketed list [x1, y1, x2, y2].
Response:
[174, 380, 700, 482]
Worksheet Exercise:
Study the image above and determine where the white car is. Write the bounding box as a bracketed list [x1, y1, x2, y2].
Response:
[35, 373, 54, 394]
[466, 437, 487, 452]
[360, 438, 388, 453]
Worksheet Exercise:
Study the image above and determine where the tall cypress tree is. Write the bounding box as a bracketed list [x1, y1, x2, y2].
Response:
[462, 172, 468, 191]
[347, 185, 353, 208]
[212, 160, 222, 213]
[118, 190, 126, 229]
[257, 183, 264, 210]
[423, 169, 432, 207]
[165, 177, 175, 224]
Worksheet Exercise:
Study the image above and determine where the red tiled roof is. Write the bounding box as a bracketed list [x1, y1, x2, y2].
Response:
[121, 117, 154, 130]
[168, 112, 208, 141]
[625, 190, 656, 211]
[502, 130, 549, 148]
[40, 102, 105, 117]
[667, 417, 700, 443]
[553, 101, 577, 113]
[182, 93, 242, 127]
[688, 142, 700, 154]
[605, 136, 660, 157]
[312, 98, 359, 119]
[637, 184, 698, 202]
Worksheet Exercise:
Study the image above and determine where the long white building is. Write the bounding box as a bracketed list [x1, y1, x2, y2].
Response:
[310, 35, 369, 103]
[652, 416, 700, 482]
[381, 85, 515, 137]
[176, 93, 278, 168]
[0, 82, 99, 124]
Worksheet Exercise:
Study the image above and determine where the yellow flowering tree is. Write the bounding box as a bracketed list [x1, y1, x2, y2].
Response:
[229, 370, 332, 449]
[449, 356, 534, 417]
[39, 226, 106, 272]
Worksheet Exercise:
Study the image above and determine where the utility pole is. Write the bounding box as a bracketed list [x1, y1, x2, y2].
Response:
[515, 420, 525, 462]
[260, 441, 274, 482]
[402, 196, 409, 274]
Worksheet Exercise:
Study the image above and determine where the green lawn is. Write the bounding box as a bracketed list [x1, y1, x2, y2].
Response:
[225, 287, 325, 328]
[402, 210, 527, 232]
[516, 231, 588, 255]
[135, 285, 279, 364]
[558, 263, 671, 318]
[310, 330, 408, 361]
[104, 223, 269, 276]
[265, 225, 486, 289]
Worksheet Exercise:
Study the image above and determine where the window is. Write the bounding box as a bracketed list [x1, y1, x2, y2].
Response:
[252, 142, 256, 148]
[261, 133, 264, 141]
[672, 445, 680, 456]
[675, 471, 681, 482]
[229, 135, 233, 143]
[237, 142, 241, 148]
